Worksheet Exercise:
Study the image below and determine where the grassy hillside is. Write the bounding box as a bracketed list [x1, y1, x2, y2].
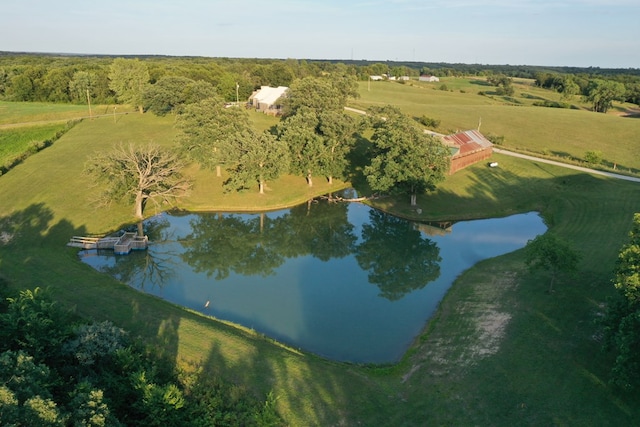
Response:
[1, 101, 640, 425]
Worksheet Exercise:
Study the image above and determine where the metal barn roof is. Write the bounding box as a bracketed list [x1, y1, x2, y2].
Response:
[442, 130, 493, 158]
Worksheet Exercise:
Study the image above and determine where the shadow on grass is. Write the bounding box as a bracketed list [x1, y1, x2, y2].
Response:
[3, 166, 640, 425]
[0, 202, 389, 425]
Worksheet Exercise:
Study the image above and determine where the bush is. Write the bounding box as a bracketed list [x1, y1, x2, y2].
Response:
[485, 133, 505, 146]
[415, 115, 441, 129]
[584, 150, 603, 165]
[533, 100, 571, 109]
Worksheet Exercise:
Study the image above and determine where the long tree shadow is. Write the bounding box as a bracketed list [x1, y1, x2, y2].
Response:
[0, 203, 183, 383]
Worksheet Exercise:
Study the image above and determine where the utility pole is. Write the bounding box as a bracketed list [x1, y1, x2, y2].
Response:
[86, 89, 92, 119]
[236, 82, 239, 106]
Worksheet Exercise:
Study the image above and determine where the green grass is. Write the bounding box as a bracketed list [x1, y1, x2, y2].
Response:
[1, 100, 640, 425]
[0, 100, 137, 126]
[353, 80, 640, 172]
[0, 122, 70, 168]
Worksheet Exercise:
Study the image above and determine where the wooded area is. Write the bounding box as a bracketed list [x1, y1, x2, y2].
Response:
[1, 52, 639, 109]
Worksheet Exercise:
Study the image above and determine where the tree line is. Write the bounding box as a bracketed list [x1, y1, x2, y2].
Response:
[86, 60, 451, 220]
[2, 53, 639, 109]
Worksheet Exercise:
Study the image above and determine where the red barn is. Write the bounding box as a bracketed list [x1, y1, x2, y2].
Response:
[442, 130, 493, 174]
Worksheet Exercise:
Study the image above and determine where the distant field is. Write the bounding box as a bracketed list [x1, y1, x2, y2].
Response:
[2, 93, 640, 425]
[351, 79, 640, 171]
[0, 123, 69, 169]
[0, 100, 135, 126]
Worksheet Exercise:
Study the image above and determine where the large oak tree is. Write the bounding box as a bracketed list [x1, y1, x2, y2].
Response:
[175, 98, 250, 178]
[108, 58, 150, 114]
[85, 143, 191, 222]
[364, 105, 450, 206]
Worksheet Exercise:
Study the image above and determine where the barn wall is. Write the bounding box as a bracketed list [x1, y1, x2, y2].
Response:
[450, 149, 493, 174]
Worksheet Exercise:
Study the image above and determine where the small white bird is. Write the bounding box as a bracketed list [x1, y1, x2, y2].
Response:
[204, 300, 210, 308]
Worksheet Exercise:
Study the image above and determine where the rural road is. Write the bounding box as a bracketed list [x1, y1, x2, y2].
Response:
[492, 148, 640, 183]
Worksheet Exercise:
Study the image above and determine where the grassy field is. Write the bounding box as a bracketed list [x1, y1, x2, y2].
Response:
[1, 97, 640, 425]
[0, 122, 70, 168]
[352, 79, 640, 172]
[0, 100, 139, 126]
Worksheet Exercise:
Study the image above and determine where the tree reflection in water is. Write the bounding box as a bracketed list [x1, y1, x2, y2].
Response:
[178, 197, 439, 300]
[356, 210, 441, 300]
[85, 217, 177, 290]
[180, 213, 284, 279]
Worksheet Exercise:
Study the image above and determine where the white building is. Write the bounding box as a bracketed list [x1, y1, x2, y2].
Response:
[248, 86, 288, 115]
[419, 75, 440, 82]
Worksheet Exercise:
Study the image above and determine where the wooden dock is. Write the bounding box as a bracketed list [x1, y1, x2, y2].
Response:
[67, 232, 148, 255]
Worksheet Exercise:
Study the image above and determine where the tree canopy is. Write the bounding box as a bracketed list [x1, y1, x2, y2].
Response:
[281, 75, 356, 117]
[524, 232, 581, 292]
[224, 131, 290, 194]
[175, 98, 251, 177]
[364, 105, 450, 206]
[585, 79, 626, 113]
[142, 75, 217, 115]
[84, 143, 191, 220]
[0, 284, 282, 426]
[108, 58, 150, 113]
[602, 213, 640, 390]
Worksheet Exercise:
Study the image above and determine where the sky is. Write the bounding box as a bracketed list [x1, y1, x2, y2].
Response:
[1, 0, 639, 68]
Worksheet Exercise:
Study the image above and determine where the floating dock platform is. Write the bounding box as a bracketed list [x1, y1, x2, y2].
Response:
[67, 232, 148, 255]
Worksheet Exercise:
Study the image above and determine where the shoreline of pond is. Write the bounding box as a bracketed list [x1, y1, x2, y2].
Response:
[81, 203, 547, 365]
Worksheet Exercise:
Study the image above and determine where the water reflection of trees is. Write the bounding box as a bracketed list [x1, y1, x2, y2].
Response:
[180, 214, 284, 279]
[92, 217, 177, 290]
[178, 199, 440, 300]
[355, 210, 441, 301]
[272, 200, 357, 261]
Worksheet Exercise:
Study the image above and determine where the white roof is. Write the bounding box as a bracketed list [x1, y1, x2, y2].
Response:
[253, 86, 288, 106]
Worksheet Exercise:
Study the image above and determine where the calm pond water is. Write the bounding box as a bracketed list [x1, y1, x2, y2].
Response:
[80, 196, 546, 363]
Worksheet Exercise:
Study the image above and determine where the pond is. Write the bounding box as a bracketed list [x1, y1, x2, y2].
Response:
[80, 195, 546, 364]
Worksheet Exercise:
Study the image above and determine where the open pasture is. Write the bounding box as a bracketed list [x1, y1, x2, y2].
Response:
[353, 79, 640, 171]
[1, 97, 640, 425]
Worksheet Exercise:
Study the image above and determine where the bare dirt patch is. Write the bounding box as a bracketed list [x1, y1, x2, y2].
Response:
[402, 270, 519, 383]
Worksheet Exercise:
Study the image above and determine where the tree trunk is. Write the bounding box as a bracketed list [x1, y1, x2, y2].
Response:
[307, 171, 313, 187]
[138, 105, 144, 114]
[135, 191, 144, 219]
[328, 175, 333, 185]
[259, 179, 265, 194]
[216, 165, 221, 177]
[410, 193, 417, 206]
[136, 221, 144, 237]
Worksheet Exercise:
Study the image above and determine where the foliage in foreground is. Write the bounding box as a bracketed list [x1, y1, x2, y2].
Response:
[602, 213, 640, 390]
[0, 282, 282, 426]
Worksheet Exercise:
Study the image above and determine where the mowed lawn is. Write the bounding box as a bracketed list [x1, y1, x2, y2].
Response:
[1, 102, 640, 425]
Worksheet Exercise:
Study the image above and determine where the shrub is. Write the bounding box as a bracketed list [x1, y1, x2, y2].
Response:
[486, 133, 505, 146]
[415, 115, 441, 129]
[584, 150, 603, 165]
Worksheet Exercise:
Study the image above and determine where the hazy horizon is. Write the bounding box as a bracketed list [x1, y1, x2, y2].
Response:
[1, 1, 638, 69]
